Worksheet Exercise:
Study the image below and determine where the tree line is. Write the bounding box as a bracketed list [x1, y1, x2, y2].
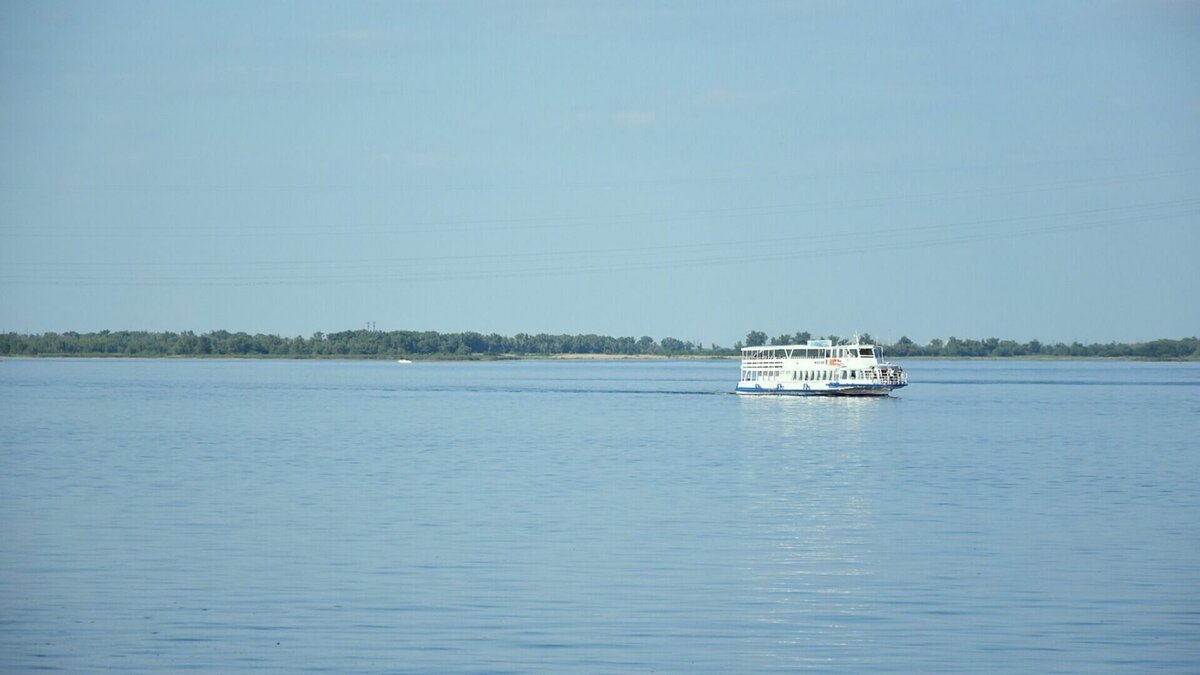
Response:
[0, 329, 1196, 360]
[740, 331, 1200, 359]
[0, 330, 719, 358]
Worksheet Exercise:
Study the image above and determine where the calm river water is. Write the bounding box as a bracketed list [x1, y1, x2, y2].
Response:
[1, 358, 1198, 672]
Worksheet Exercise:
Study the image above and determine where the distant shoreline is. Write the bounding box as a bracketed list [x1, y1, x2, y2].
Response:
[3, 331, 1197, 360]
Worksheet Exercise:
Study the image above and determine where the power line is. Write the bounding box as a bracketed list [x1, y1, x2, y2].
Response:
[4, 166, 1197, 239]
[3, 201, 1194, 286]
[5, 197, 1196, 268]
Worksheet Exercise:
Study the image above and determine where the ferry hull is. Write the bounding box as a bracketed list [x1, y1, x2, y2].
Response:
[736, 383, 904, 397]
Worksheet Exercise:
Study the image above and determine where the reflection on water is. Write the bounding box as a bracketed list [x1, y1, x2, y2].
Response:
[735, 396, 886, 666]
[737, 394, 885, 438]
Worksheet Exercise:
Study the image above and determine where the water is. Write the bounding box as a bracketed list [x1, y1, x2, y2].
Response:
[1, 358, 1198, 672]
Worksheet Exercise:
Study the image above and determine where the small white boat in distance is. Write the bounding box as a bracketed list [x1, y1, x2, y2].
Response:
[396, 359, 413, 364]
[736, 337, 907, 396]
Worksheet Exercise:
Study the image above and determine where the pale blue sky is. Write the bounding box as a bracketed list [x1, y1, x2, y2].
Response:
[2, 1, 1198, 345]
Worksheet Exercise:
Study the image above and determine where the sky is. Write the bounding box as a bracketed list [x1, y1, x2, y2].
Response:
[1, 1, 1198, 346]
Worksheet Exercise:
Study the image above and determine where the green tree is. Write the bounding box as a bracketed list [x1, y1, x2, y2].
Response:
[660, 337, 686, 354]
[890, 336, 919, 356]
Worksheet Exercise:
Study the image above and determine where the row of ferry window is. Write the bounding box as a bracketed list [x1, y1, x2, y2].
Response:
[745, 370, 836, 381]
[745, 347, 875, 360]
[744, 369, 877, 381]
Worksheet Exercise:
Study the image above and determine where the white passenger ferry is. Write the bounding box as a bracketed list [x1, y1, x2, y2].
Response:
[736, 337, 907, 396]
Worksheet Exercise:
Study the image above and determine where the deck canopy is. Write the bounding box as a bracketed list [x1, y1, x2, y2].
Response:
[741, 343, 878, 360]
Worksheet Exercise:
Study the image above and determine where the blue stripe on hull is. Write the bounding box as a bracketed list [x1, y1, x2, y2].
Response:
[736, 388, 825, 396]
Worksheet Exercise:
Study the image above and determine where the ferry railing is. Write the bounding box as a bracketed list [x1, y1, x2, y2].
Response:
[862, 368, 907, 386]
